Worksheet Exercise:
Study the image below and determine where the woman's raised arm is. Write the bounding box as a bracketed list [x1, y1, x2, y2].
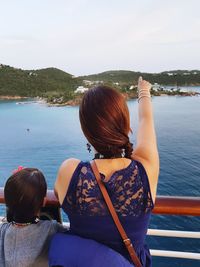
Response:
[132, 77, 159, 202]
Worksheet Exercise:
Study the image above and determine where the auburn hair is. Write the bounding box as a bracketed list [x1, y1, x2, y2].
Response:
[79, 85, 133, 158]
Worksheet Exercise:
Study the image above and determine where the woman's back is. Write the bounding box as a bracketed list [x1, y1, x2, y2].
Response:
[62, 159, 154, 265]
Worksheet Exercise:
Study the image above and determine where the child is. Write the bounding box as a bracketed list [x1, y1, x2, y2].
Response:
[0, 167, 66, 267]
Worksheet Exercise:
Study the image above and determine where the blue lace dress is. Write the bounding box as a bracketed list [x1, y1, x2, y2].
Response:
[61, 160, 154, 266]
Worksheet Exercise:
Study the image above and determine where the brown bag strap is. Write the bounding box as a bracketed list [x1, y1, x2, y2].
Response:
[91, 161, 142, 267]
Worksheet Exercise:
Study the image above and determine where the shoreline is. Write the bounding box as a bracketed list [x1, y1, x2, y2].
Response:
[46, 91, 200, 107]
[0, 96, 28, 100]
[0, 91, 199, 106]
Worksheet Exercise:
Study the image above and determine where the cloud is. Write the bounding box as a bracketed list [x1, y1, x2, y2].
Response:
[0, 0, 200, 75]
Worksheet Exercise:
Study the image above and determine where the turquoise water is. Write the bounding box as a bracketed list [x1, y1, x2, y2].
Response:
[0, 95, 200, 266]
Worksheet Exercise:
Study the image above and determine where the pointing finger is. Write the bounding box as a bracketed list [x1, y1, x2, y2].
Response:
[138, 76, 143, 83]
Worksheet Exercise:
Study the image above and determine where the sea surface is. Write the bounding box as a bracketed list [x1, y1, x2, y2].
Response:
[0, 92, 200, 266]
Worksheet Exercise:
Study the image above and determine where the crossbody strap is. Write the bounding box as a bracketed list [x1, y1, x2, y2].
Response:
[91, 160, 142, 267]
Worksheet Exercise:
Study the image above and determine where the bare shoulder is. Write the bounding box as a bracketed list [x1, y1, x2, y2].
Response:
[54, 158, 81, 204]
[59, 158, 81, 175]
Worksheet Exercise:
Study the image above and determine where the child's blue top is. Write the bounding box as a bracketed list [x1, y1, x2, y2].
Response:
[62, 160, 154, 266]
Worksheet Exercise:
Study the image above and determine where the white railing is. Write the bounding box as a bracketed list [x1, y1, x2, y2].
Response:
[148, 229, 200, 260]
[147, 229, 200, 238]
[150, 249, 200, 260]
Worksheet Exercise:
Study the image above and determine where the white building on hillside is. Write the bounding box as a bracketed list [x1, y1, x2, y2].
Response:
[129, 85, 137, 90]
[74, 86, 89, 94]
[83, 80, 93, 86]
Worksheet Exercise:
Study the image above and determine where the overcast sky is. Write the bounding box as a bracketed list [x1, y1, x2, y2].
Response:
[0, 0, 200, 75]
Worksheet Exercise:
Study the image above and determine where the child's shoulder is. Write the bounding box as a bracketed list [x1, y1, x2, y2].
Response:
[0, 222, 12, 234]
[38, 219, 59, 229]
[39, 220, 67, 233]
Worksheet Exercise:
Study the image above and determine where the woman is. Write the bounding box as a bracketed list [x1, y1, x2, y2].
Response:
[53, 77, 159, 266]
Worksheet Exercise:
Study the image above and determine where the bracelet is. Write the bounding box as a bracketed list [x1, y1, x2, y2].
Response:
[138, 87, 151, 103]
[138, 91, 150, 95]
[137, 89, 150, 93]
[138, 95, 151, 103]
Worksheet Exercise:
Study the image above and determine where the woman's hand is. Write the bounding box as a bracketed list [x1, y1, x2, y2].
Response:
[138, 76, 151, 92]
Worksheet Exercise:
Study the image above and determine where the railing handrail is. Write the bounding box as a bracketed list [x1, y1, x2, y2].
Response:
[153, 195, 200, 216]
[0, 188, 200, 216]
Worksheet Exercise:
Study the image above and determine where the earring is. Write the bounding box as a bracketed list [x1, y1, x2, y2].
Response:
[121, 148, 126, 158]
[86, 143, 92, 153]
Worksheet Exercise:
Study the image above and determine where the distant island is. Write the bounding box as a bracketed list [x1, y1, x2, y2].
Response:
[0, 64, 199, 105]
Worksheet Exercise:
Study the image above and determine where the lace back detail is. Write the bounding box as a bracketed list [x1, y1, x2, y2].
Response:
[64, 161, 154, 217]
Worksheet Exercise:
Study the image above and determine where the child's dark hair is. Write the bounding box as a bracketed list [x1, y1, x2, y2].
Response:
[4, 168, 47, 223]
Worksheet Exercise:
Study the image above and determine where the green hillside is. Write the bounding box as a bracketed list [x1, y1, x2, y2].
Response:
[82, 70, 142, 83]
[0, 64, 81, 97]
[0, 64, 199, 104]
[82, 70, 200, 86]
